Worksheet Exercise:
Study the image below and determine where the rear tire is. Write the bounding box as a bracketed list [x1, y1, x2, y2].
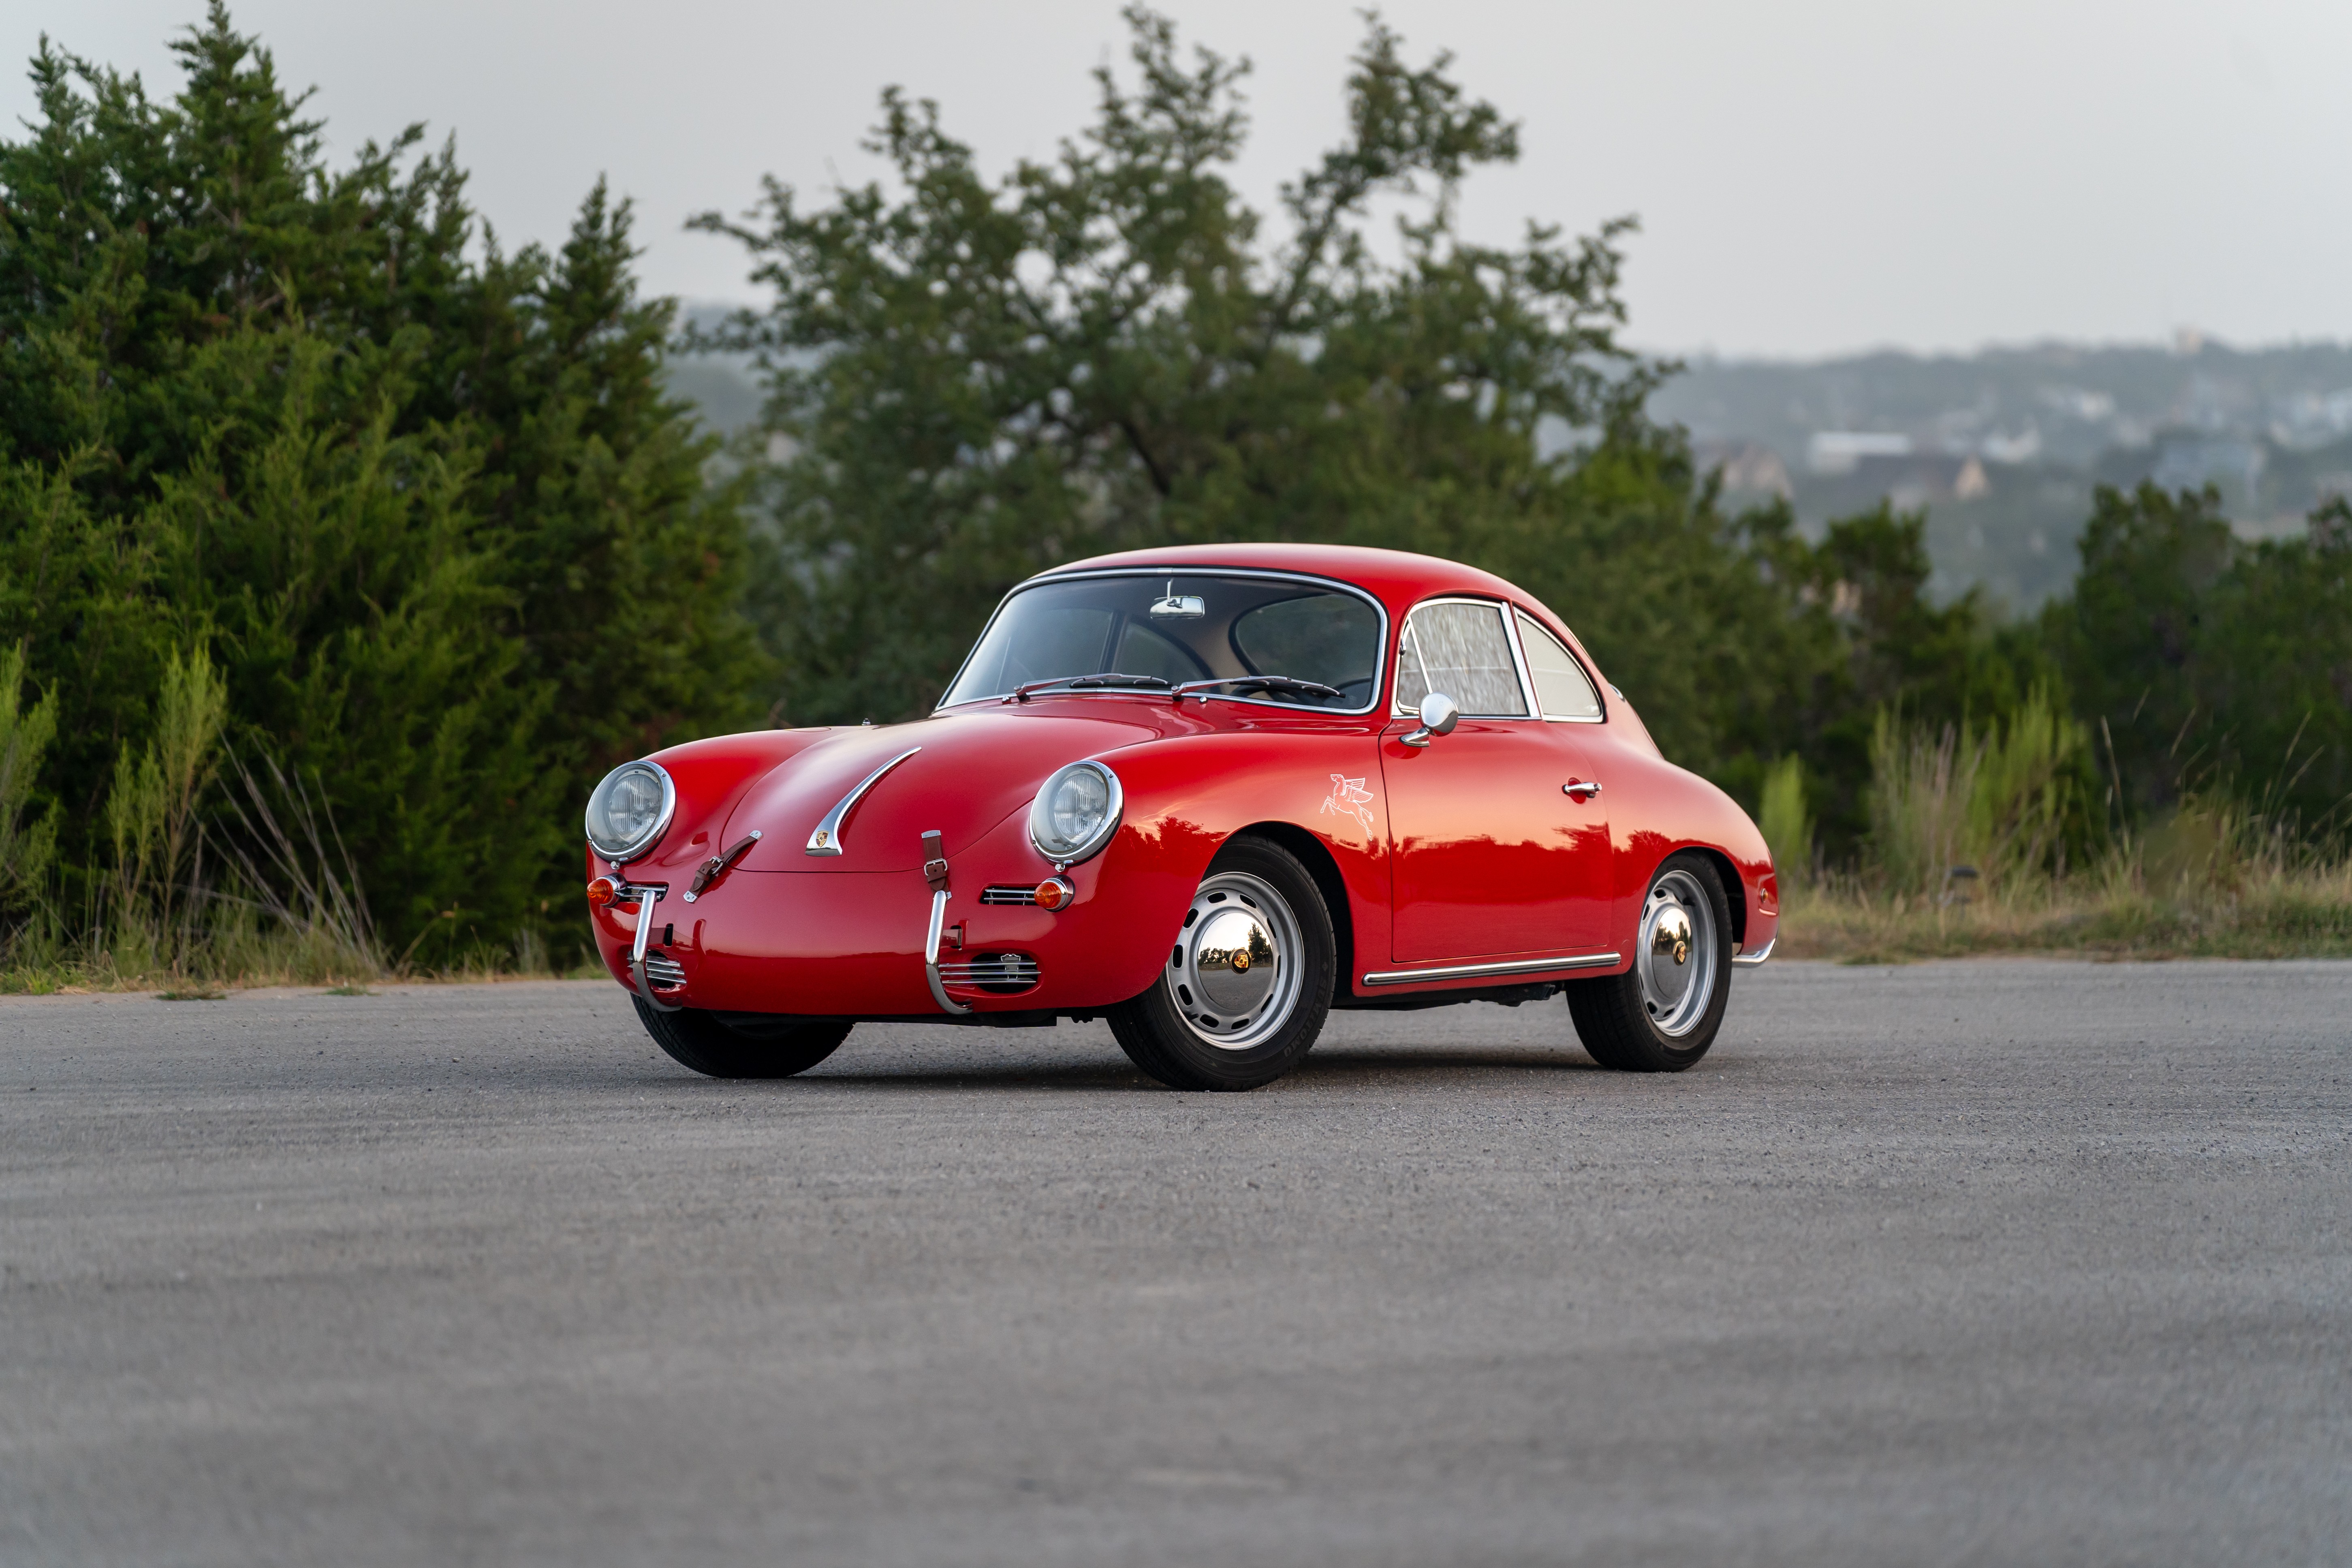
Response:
[1108, 837, 1335, 1091]
[1565, 852, 1732, 1072]
[634, 998, 853, 1079]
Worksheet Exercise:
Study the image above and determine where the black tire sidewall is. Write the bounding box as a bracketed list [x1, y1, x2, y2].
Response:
[1566, 851, 1733, 1072]
[636, 998, 852, 1079]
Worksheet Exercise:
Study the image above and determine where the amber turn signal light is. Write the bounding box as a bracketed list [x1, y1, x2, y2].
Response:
[585, 876, 618, 909]
[1034, 877, 1074, 910]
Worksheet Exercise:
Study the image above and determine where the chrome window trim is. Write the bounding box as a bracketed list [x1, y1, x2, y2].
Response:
[585, 760, 678, 865]
[934, 566, 1393, 717]
[1389, 596, 1540, 720]
[1508, 607, 1609, 725]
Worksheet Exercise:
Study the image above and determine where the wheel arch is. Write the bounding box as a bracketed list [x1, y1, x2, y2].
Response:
[1226, 820, 1356, 1009]
[1683, 844, 1747, 949]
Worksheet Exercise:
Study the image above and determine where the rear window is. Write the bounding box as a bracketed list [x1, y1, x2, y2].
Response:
[1515, 611, 1602, 719]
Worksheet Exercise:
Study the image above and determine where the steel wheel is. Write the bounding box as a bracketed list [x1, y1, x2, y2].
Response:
[1636, 868, 1719, 1039]
[1163, 870, 1307, 1051]
[1107, 837, 1336, 1091]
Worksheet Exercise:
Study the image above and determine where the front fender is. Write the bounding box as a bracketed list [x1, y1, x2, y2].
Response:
[616, 728, 840, 878]
[1075, 728, 1390, 1006]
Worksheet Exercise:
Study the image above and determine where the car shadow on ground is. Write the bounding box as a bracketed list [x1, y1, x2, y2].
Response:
[771, 1042, 1605, 1094]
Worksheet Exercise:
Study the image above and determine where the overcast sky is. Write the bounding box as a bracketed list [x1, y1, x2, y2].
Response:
[9, 0, 2349, 358]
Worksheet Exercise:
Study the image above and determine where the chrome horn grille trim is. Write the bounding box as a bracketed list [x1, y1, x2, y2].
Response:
[642, 953, 686, 989]
[934, 953, 1041, 992]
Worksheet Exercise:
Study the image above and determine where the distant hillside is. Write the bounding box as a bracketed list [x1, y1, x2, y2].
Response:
[1651, 338, 2352, 608]
[664, 317, 2352, 611]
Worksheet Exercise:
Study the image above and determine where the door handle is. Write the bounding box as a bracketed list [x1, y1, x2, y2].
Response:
[1563, 779, 1602, 801]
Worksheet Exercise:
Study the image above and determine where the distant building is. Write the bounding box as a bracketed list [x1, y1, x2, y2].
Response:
[2151, 435, 2262, 498]
[1808, 431, 1914, 475]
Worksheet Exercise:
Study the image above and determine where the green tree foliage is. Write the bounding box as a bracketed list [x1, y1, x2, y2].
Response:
[699, 10, 1661, 724]
[0, 6, 763, 959]
[2056, 485, 2352, 836]
[699, 7, 2054, 868]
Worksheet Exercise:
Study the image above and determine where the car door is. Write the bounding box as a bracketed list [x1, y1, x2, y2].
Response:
[1378, 598, 1614, 963]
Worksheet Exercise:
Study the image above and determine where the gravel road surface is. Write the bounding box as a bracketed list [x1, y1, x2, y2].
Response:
[3, 960, 2348, 1565]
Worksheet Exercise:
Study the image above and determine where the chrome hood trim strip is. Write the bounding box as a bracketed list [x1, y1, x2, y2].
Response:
[805, 747, 922, 856]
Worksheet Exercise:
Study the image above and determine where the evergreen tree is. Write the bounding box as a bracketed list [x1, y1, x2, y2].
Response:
[0, 5, 760, 959]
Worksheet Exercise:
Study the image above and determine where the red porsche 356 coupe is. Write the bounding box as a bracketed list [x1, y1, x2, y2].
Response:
[583, 544, 1777, 1089]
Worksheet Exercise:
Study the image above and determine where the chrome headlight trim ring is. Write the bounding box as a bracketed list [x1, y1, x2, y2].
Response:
[1027, 760, 1124, 867]
[584, 760, 677, 865]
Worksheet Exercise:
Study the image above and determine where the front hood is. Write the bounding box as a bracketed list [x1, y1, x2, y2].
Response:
[719, 708, 1162, 873]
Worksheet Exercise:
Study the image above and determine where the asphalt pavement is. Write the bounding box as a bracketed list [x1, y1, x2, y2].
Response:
[3, 959, 2348, 1566]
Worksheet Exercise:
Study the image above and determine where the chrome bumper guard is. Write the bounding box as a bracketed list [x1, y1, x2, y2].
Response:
[921, 829, 972, 1016]
[1732, 933, 1776, 968]
[623, 882, 681, 1011]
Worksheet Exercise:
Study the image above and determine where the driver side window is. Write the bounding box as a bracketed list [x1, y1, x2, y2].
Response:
[1394, 602, 1529, 717]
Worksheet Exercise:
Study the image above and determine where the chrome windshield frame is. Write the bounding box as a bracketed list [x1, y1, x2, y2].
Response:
[934, 566, 1393, 718]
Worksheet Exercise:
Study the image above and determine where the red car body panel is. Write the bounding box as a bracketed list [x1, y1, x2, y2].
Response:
[589, 545, 1777, 1017]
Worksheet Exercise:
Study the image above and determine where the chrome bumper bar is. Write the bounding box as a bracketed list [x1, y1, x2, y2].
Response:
[1732, 933, 1776, 968]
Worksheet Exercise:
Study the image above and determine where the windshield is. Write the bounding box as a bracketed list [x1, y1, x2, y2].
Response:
[941, 572, 1384, 711]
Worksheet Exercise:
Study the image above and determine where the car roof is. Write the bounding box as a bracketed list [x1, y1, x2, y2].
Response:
[1037, 543, 1539, 626]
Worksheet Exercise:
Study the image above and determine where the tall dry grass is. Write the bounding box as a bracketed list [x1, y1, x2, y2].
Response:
[1782, 696, 2352, 962]
[2, 645, 572, 995]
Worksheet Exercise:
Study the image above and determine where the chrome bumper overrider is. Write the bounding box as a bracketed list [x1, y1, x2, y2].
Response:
[921, 829, 972, 1016]
[1732, 933, 1776, 967]
[624, 883, 681, 1010]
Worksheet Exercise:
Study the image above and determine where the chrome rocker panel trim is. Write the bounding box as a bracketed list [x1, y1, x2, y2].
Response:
[807, 747, 922, 856]
[1732, 934, 1776, 967]
[1361, 951, 1623, 987]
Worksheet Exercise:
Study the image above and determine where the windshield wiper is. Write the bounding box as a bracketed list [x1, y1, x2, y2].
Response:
[1172, 675, 1344, 704]
[1003, 673, 1173, 704]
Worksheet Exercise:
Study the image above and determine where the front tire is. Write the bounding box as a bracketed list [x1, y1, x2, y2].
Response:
[1565, 852, 1732, 1072]
[1108, 837, 1335, 1091]
[634, 997, 853, 1079]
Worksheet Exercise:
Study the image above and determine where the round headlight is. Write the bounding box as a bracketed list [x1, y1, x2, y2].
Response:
[1028, 760, 1123, 865]
[585, 761, 676, 863]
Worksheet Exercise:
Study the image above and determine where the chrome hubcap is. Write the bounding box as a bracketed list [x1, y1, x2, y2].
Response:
[1637, 869, 1717, 1038]
[1164, 871, 1303, 1051]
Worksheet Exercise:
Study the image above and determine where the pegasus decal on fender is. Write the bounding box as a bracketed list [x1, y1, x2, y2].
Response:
[1321, 773, 1377, 834]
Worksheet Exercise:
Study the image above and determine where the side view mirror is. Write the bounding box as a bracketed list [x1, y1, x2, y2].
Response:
[1402, 691, 1459, 748]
